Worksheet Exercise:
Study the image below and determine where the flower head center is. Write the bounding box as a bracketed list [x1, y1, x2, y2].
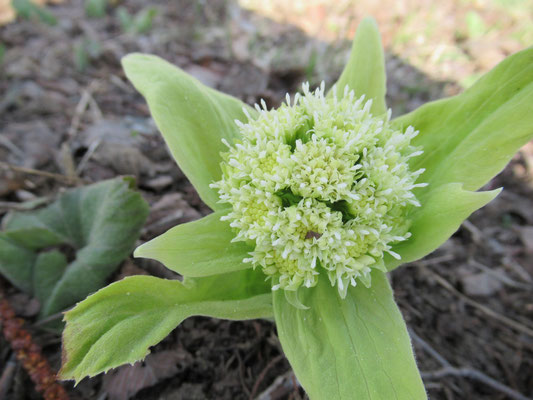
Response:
[212, 83, 426, 297]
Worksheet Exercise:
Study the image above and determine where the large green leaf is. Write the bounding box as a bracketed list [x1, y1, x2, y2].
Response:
[329, 17, 387, 116]
[393, 47, 533, 194]
[33, 250, 68, 307]
[134, 211, 252, 277]
[0, 227, 66, 294]
[386, 183, 500, 270]
[0, 232, 39, 293]
[60, 269, 272, 382]
[122, 54, 256, 210]
[1, 178, 149, 318]
[273, 271, 426, 400]
[2, 228, 64, 250]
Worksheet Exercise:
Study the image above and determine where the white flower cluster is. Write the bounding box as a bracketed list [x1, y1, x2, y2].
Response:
[211, 83, 426, 297]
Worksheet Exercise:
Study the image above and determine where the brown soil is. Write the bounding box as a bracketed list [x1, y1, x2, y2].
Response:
[1, 1, 532, 399]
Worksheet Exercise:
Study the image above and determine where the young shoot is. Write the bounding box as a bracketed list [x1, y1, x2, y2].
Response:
[59, 17, 533, 400]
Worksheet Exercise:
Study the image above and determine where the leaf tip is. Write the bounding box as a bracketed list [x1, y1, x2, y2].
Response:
[492, 186, 503, 196]
[133, 241, 150, 259]
[121, 52, 151, 71]
[358, 15, 379, 30]
[485, 186, 503, 203]
[121, 53, 164, 95]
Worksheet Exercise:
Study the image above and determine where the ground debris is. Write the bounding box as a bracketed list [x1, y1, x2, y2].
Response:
[101, 350, 189, 400]
[1, 1, 532, 399]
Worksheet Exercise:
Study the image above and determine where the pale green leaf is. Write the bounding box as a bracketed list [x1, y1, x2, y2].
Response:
[1, 178, 148, 318]
[273, 271, 426, 400]
[393, 47, 533, 193]
[134, 211, 252, 277]
[122, 53, 256, 210]
[60, 269, 272, 382]
[387, 183, 500, 270]
[330, 17, 387, 115]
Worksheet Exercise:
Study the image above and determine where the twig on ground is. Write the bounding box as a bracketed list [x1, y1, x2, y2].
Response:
[468, 258, 532, 290]
[0, 135, 25, 160]
[67, 90, 90, 140]
[88, 93, 103, 121]
[290, 373, 301, 400]
[249, 354, 284, 400]
[59, 143, 78, 181]
[462, 220, 483, 243]
[0, 162, 87, 185]
[462, 219, 507, 254]
[502, 256, 533, 283]
[426, 269, 533, 338]
[32, 311, 64, 328]
[409, 328, 462, 395]
[408, 328, 451, 368]
[141, 209, 186, 236]
[421, 367, 531, 400]
[407, 254, 456, 268]
[236, 350, 251, 397]
[75, 138, 101, 175]
[62, 81, 102, 181]
[110, 74, 133, 92]
[67, 81, 100, 141]
[411, 327, 530, 400]
[0, 201, 36, 212]
[256, 370, 298, 400]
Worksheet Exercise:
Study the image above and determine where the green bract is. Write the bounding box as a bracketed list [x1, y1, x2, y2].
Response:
[60, 17, 533, 400]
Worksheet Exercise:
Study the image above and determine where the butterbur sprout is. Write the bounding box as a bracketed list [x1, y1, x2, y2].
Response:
[59, 17, 533, 400]
[211, 83, 426, 299]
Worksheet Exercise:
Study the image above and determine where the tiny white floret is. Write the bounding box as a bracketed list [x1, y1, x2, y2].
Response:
[211, 83, 425, 298]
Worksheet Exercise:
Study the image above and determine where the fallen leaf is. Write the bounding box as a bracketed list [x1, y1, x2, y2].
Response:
[144, 175, 173, 192]
[143, 193, 201, 237]
[517, 226, 533, 254]
[460, 271, 504, 297]
[3, 120, 60, 168]
[102, 350, 188, 400]
[79, 118, 160, 178]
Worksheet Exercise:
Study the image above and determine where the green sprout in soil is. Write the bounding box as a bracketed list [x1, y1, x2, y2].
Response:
[85, 0, 107, 18]
[116, 6, 157, 35]
[12, 0, 57, 25]
[59, 17, 533, 400]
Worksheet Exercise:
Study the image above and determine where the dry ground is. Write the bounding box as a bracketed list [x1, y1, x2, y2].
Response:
[1, 1, 532, 399]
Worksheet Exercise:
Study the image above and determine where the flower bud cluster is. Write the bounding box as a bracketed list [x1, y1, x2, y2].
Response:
[211, 83, 426, 297]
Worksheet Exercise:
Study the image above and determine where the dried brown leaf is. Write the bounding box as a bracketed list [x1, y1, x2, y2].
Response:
[101, 350, 187, 400]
